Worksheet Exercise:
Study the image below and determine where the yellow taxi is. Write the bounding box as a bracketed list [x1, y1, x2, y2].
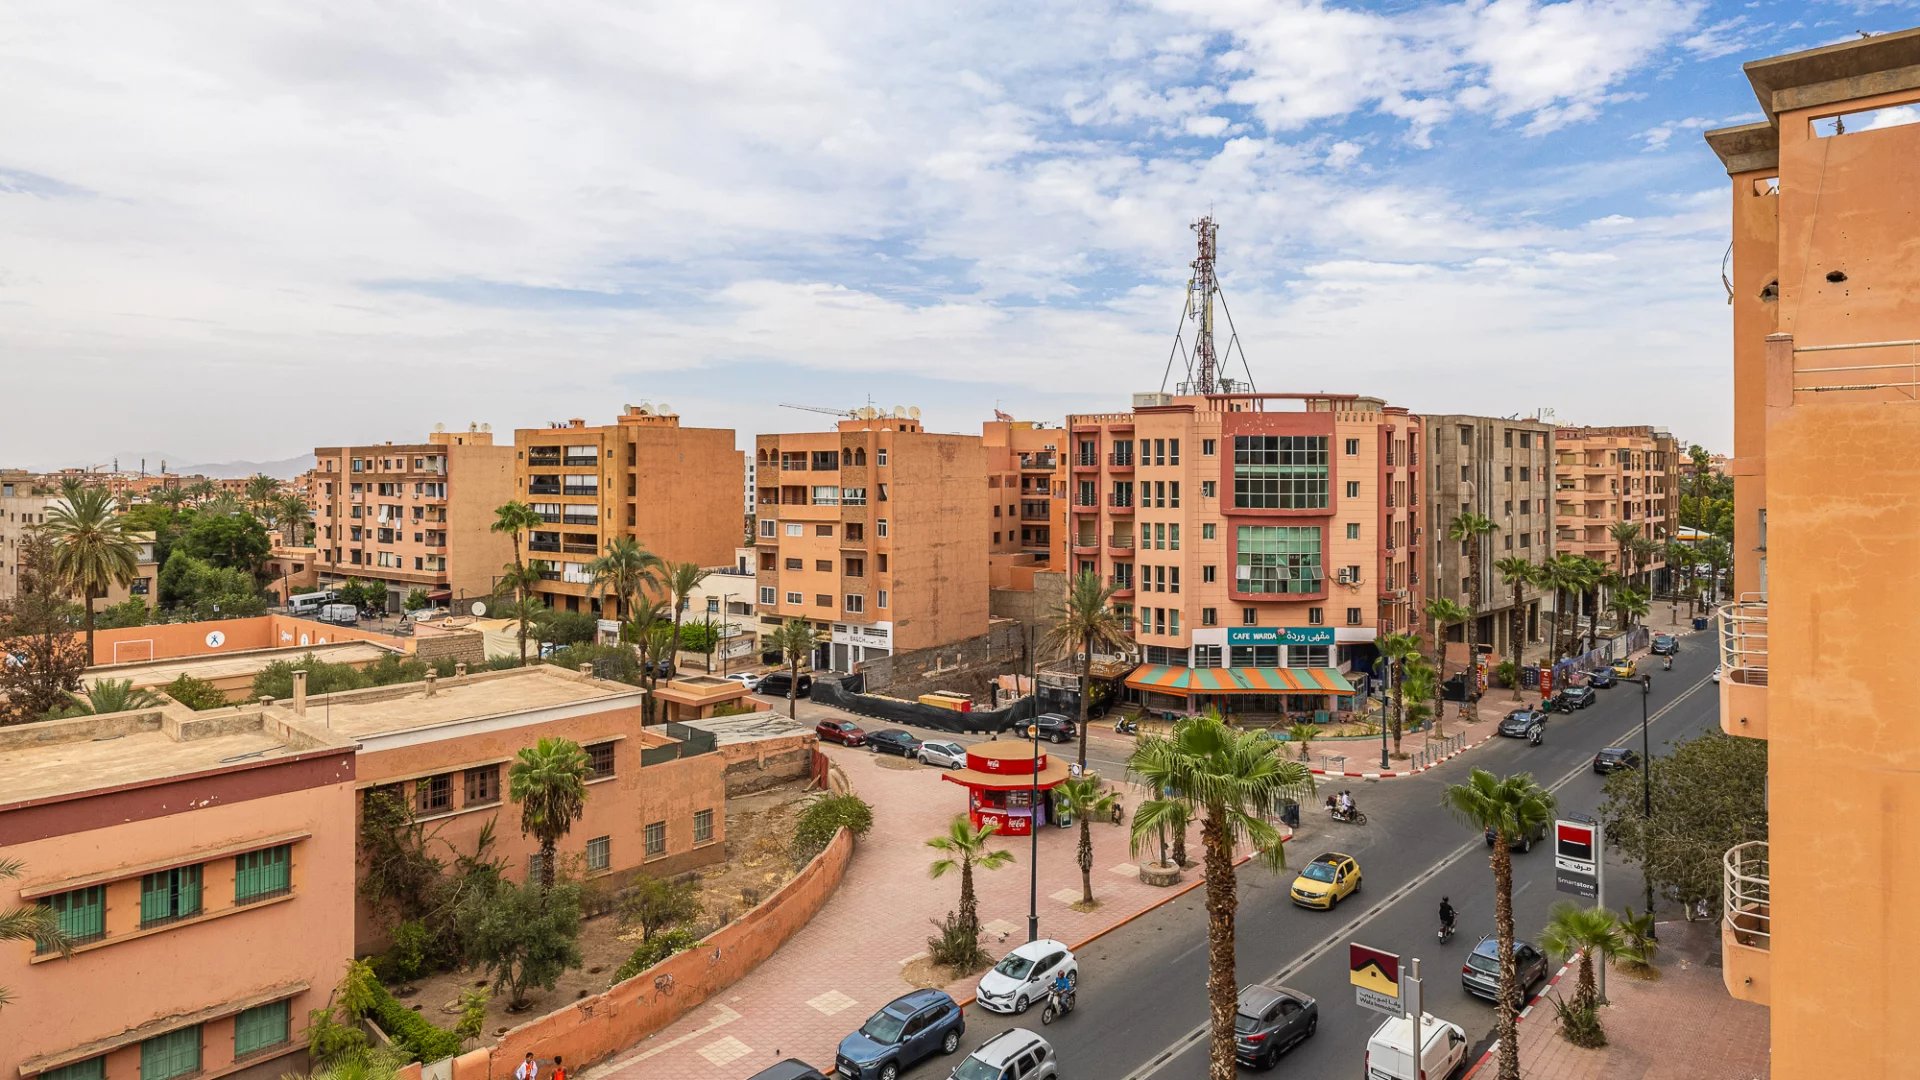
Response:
[1610, 657, 1637, 677]
[1290, 852, 1362, 909]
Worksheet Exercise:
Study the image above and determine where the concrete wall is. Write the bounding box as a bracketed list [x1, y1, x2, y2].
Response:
[413, 628, 486, 669]
[857, 618, 1024, 702]
[87, 615, 406, 667]
[711, 732, 816, 796]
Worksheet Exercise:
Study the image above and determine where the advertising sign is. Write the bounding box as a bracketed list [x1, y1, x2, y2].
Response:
[1350, 943, 1402, 1016]
[1227, 626, 1336, 647]
[1554, 819, 1600, 899]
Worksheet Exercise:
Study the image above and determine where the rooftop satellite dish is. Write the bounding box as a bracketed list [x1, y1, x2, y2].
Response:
[858, 406, 877, 419]
[470, 601, 487, 617]
[908, 406, 922, 420]
[481, 422, 491, 432]
[893, 406, 906, 418]
[433, 422, 446, 433]
[658, 403, 674, 416]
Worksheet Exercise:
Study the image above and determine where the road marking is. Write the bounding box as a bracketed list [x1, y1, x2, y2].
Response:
[1118, 673, 1713, 1080]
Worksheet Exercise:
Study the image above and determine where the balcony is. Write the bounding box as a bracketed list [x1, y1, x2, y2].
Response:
[562, 485, 599, 496]
[1019, 506, 1050, 522]
[562, 455, 597, 467]
[1106, 536, 1134, 557]
[528, 480, 561, 496]
[1108, 494, 1134, 513]
[1109, 578, 1135, 598]
[1717, 595, 1769, 739]
[1722, 841, 1770, 1005]
[1071, 538, 1100, 556]
[1107, 452, 1134, 472]
[1073, 455, 1100, 473]
[528, 541, 561, 553]
[1019, 455, 1056, 472]
[527, 451, 562, 467]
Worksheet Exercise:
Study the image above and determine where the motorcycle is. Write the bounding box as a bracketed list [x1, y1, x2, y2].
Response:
[1113, 716, 1139, 735]
[1041, 986, 1077, 1025]
[1325, 798, 1369, 825]
[1438, 919, 1457, 945]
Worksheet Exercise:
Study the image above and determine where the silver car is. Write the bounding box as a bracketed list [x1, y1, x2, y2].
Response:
[949, 1029, 1055, 1080]
[918, 740, 968, 769]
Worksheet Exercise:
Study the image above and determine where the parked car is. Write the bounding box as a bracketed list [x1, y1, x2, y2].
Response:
[1651, 633, 1679, 655]
[1019, 713, 1077, 744]
[1233, 984, 1318, 1070]
[949, 1029, 1055, 1080]
[816, 719, 867, 747]
[1364, 1012, 1469, 1080]
[1711, 666, 1723, 683]
[1460, 935, 1550, 1003]
[1484, 817, 1549, 852]
[317, 603, 359, 625]
[723, 673, 762, 690]
[917, 740, 968, 769]
[760, 671, 814, 698]
[836, 989, 965, 1080]
[975, 939, 1077, 1015]
[1560, 686, 1597, 710]
[1611, 657, 1637, 678]
[1289, 852, 1362, 910]
[1585, 667, 1617, 688]
[747, 1061, 829, 1080]
[1593, 746, 1642, 774]
[867, 729, 921, 757]
[1498, 709, 1546, 743]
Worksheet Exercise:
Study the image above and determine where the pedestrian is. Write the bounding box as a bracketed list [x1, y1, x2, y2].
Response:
[550, 1057, 567, 1080]
[515, 1055, 538, 1080]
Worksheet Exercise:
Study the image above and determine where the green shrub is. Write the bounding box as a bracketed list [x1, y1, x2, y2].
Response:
[162, 673, 229, 710]
[252, 654, 371, 700]
[1495, 660, 1521, 689]
[535, 610, 599, 647]
[362, 655, 431, 687]
[1551, 994, 1607, 1048]
[791, 793, 874, 863]
[366, 980, 463, 1062]
[382, 920, 431, 983]
[925, 910, 989, 971]
[545, 642, 642, 685]
[611, 927, 700, 985]
[453, 988, 490, 1043]
[482, 656, 525, 671]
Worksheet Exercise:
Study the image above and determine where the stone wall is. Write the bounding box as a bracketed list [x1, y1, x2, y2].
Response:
[712, 732, 817, 796]
[857, 618, 1026, 703]
[413, 628, 486, 669]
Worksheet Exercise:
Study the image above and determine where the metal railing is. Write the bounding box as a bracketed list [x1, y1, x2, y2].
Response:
[1724, 840, 1770, 949]
[1410, 732, 1467, 770]
[1718, 594, 1769, 686]
[1793, 338, 1920, 399]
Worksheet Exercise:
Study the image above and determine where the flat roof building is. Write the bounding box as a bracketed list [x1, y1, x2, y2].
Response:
[1551, 424, 1679, 589]
[1424, 415, 1557, 663]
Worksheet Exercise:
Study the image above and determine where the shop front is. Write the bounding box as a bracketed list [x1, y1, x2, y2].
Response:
[939, 738, 1072, 837]
[1122, 663, 1358, 720]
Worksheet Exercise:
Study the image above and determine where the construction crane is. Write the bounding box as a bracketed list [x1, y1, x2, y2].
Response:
[779, 403, 858, 418]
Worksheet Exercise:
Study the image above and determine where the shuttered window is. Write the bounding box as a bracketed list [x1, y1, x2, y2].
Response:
[40, 1059, 104, 1080]
[39, 886, 105, 951]
[235, 845, 292, 903]
[233, 1000, 290, 1057]
[139, 1026, 201, 1080]
[140, 866, 203, 928]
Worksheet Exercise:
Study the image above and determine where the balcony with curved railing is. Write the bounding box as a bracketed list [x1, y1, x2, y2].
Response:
[1717, 595, 1768, 739]
[1722, 840, 1770, 1005]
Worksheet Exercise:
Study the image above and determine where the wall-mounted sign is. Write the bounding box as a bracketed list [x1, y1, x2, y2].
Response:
[205, 631, 225, 649]
[1226, 626, 1335, 647]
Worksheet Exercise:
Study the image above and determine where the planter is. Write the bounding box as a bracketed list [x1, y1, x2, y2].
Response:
[1139, 861, 1184, 887]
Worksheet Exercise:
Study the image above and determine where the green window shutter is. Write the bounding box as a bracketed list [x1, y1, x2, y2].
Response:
[41, 886, 106, 951]
[235, 845, 291, 903]
[41, 1059, 105, 1080]
[140, 866, 203, 927]
[139, 1026, 201, 1080]
[233, 1000, 290, 1057]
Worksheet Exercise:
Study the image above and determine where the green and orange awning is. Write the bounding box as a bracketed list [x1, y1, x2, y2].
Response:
[1123, 665, 1356, 697]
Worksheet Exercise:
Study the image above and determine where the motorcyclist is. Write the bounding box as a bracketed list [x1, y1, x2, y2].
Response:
[1338, 790, 1356, 819]
[1439, 896, 1457, 933]
[1050, 970, 1073, 1009]
[1663, 654, 1672, 670]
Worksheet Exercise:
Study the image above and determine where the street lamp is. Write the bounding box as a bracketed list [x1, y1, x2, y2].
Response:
[1640, 672, 1655, 936]
[1379, 656, 1393, 771]
[1026, 623, 1040, 944]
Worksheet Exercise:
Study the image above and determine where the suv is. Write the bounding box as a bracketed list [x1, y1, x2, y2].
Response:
[836, 989, 965, 1080]
[1593, 746, 1642, 774]
[948, 1028, 1056, 1080]
[1651, 633, 1678, 655]
[1460, 936, 1550, 1003]
[759, 671, 814, 698]
[1020, 713, 1077, 744]
[1233, 984, 1318, 1070]
[1484, 818, 1549, 852]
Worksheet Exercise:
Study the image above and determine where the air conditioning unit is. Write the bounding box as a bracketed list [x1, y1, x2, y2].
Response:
[1336, 568, 1353, 585]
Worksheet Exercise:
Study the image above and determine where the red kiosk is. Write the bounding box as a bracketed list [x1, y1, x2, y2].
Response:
[940, 738, 1072, 837]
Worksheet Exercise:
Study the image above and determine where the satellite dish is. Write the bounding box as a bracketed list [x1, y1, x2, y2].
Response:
[658, 403, 674, 416]
[470, 601, 487, 617]
[433, 422, 446, 433]
[908, 406, 922, 419]
[481, 422, 491, 432]
[893, 406, 906, 418]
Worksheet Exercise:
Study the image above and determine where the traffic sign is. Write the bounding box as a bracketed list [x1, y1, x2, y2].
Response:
[1350, 943, 1402, 1016]
[1554, 818, 1599, 898]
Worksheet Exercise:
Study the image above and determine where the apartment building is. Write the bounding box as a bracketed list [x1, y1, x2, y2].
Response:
[1424, 415, 1556, 659]
[1, 485, 159, 610]
[1, 707, 359, 1080]
[678, 552, 762, 672]
[753, 414, 989, 671]
[981, 418, 1062, 560]
[1551, 425, 1677, 585]
[309, 427, 514, 610]
[1059, 392, 1424, 716]
[511, 406, 742, 615]
[1706, 28, 1920, 1075]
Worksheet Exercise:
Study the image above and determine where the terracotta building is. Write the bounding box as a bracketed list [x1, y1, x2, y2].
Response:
[511, 406, 743, 616]
[1, 486, 159, 612]
[1423, 415, 1556, 660]
[754, 414, 989, 670]
[1705, 27, 1920, 1076]
[1058, 392, 1423, 717]
[1550, 425, 1678, 587]
[309, 426, 515, 610]
[981, 417, 1062, 561]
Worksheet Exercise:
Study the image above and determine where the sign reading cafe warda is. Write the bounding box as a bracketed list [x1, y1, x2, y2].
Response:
[1226, 626, 1335, 646]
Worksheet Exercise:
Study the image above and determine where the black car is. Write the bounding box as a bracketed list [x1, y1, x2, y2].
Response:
[1586, 667, 1617, 689]
[1021, 713, 1078, 744]
[1484, 818, 1550, 852]
[1233, 984, 1318, 1070]
[1651, 633, 1679, 656]
[1594, 746, 1643, 774]
[1497, 709, 1546, 743]
[746, 1061, 829, 1080]
[1461, 936, 1550, 1003]
[866, 729, 921, 757]
[757, 671, 814, 698]
[1561, 686, 1597, 710]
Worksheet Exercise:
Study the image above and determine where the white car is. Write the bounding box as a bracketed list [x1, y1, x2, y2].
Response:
[917, 740, 967, 769]
[1711, 666, 1723, 683]
[976, 939, 1077, 1016]
[723, 673, 762, 690]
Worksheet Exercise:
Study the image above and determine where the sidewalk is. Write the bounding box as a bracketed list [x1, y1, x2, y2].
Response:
[589, 743, 1224, 1080]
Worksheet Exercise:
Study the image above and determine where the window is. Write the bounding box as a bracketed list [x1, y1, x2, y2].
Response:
[416, 773, 452, 813]
[877, 518, 889, 537]
[759, 586, 777, 605]
[845, 594, 864, 613]
[815, 524, 834, 536]
[586, 836, 610, 872]
[1231, 644, 1280, 667]
[878, 589, 889, 609]
[41, 1059, 104, 1080]
[784, 523, 803, 536]
[760, 519, 776, 537]
[1202, 565, 1216, 583]
[786, 591, 803, 605]
[1202, 523, 1216, 540]
[1202, 438, 1216, 456]
[234, 846, 291, 903]
[645, 821, 667, 857]
[140, 866, 203, 928]
[878, 483, 889, 501]
[234, 1000, 290, 1058]
[877, 449, 889, 466]
[1308, 607, 1324, 625]
[1346, 607, 1363, 625]
[1345, 438, 1360, 456]
[815, 559, 832, 571]
[1235, 526, 1324, 595]
[845, 557, 865, 576]
[1345, 481, 1361, 498]
[141, 1026, 201, 1080]
[1200, 480, 1216, 499]
[841, 487, 867, 505]
[464, 766, 500, 806]
[1242, 607, 1258, 625]
[1520, 499, 1531, 514]
[1170, 482, 1181, 508]
[815, 593, 832, 607]
[1519, 467, 1531, 481]
[846, 522, 864, 541]
[694, 808, 715, 844]
[1459, 425, 1472, 445]
[587, 741, 617, 779]
[1202, 607, 1217, 626]
[1170, 609, 1180, 634]
[1193, 644, 1222, 668]
[41, 885, 106, 949]
[1346, 522, 1361, 540]
[1233, 435, 1329, 509]
[1170, 524, 1180, 550]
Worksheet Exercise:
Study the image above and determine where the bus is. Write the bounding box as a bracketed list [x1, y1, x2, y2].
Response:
[288, 590, 339, 615]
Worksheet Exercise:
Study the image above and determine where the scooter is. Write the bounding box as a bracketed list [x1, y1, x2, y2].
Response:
[1325, 798, 1369, 825]
[1438, 919, 1457, 945]
[1113, 717, 1139, 735]
[1040, 986, 1077, 1025]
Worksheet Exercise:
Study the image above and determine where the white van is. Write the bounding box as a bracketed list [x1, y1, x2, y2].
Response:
[317, 603, 359, 625]
[289, 590, 338, 615]
[1365, 1012, 1469, 1080]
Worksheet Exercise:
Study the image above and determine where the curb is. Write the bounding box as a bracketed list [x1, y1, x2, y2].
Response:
[1306, 730, 1499, 780]
[1461, 951, 1579, 1079]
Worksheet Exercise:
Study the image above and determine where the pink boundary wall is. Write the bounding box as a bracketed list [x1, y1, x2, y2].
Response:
[87, 615, 407, 665]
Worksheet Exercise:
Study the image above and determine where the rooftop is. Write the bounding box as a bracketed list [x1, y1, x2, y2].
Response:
[0, 709, 350, 805]
[96, 641, 395, 689]
[271, 664, 641, 741]
[681, 710, 814, 745]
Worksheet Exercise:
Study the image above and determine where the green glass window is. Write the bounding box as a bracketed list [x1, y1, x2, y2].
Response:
[233, 1000, 290, 1057]
[40, 1059, 105, 1080]
[39, 885, 106, 951]
[140, 1026, 201, 1080]
[141, 866, 203, 928]
[1235, 526, 1324, 595]
[1233, 436, 1329, 509]
[234, 845, 291, 903]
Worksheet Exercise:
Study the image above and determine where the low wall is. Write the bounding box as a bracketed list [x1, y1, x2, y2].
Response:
[812, 675, 1036, 734]
[88, 615, 406, 666]
[466, 820, 858, 1076]
[713, 733, 816, 796]
[856, 619, 1025, 702]
[413, 628, 486, 669]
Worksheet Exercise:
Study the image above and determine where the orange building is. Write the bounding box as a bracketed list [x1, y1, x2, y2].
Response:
[981, 417, 1061, 561]
[310, 426, 515, 610]
[512, 406, 743, 616]
[754, 414, 989, 670]
[1705, 27, 1920, 1074]
[1061, 392, 1423, 716]
[1551, 425, 1678, 586]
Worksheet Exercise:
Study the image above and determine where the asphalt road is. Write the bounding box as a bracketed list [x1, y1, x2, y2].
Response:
[935, 636, 1722, 1079]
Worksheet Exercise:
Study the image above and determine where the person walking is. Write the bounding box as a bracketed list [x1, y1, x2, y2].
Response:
[515, 1055, 538, 1080]
[550, 1057, 567, 1080]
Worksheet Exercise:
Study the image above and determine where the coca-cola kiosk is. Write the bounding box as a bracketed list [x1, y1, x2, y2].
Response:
[939, 738, 1073, 837]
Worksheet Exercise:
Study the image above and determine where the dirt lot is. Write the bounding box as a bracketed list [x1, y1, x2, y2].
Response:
[391, 778, 818, 1044]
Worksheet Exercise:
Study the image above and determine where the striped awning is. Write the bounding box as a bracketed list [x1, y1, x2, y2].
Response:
[1123, 665, 1356, 696]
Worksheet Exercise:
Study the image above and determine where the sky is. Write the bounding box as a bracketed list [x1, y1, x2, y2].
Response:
[3, 1, 1914, 469]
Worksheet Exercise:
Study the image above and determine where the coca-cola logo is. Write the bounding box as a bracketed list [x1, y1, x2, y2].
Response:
[983, 758, 1000, 770]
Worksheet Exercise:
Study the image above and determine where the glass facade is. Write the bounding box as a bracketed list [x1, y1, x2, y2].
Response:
[1233, 436, 1329, 509]
[1235, 526, 1324, 594]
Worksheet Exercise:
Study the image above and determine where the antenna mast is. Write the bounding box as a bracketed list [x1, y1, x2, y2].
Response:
[1190, 216, 1219, 394]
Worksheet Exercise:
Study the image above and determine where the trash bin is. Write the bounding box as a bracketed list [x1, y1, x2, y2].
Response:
[1692, 616, 1708, 631]
[1281, 800, 1301, 829]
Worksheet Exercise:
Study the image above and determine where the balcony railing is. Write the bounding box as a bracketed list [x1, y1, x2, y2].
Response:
[1019, 455, 1056, 471]
[1109, 494, 1134, 509]
[527, 452, 562, 467]
[528, 482, 561, 495]
[1722, 839, 1770, 1004]
[1718, 595, 1769, 738]
[1108, 452, 1134, 468]
[1788, 336, 1920, 402]
[562, 455, 596, 467]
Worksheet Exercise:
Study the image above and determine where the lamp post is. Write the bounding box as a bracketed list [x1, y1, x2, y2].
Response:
[715, 592, 735, 675]
[1026, 623, 1041, 944]
[1640, 672, 1655, 936]
[1379, 655, 1393, 771]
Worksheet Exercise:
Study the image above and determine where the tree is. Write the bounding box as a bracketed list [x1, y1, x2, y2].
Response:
[42, 484, 141, 659]
[1607, 587, 1650, 634]
[157, 551, 267, 621]
[1493, 556, 1538, 697]
[457, 876, 584, 1010]
[1423, 597, 1471, 737]
[494, 561, 546, 667]
[1448, 511, 1499, 675]
[1630, 536, 1658, 591]
[183, 478, 217, 504]
[926, 815, 1014, 947]
[1443, 769, 1556, 1080]
[1043, 570, 1127, 771]
[162, 673, 229, 711]
[767, 618, 820, 720]
[1599, 732, 1766, 917]
[244, 474, 281, 517]
[51, 678, 164, 718]
[2, 858, 71, 1009]
[621, 873, 703, 942]
[275, 493, 313, 546]
[507, 737, 592, 889]
[0, 532, 90, 725]
[1664, 539, 1696, 607]
[1607, 522, 1641, 596]
[491, 502, 546, 664]
[403, 587, 431, 613]
[1375, 631, 1422, 752]
[1538, 901, 1622, 1020]
[1584, 561, 1617, 652]
[1697, 537, 1732, 604]
[176, 511, 270, 577]
[663, 561, 711, 673]
[92, 596, 150, 630]
[1127, 712, 1313, 1080]
[1400, 657, 1438, 736]
[586, 537, 661, 623]
[1053, 776, 1117, 906]
[676, 620, 720, 656]
[532, 609, 598, 648]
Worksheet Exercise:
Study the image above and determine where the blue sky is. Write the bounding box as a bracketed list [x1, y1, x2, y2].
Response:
[2, 0, 1915, 466]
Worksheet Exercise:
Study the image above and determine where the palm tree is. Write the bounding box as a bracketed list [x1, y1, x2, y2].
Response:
[586, 537, 661, 625]
[663, 561, 712, 672]
[1284, 721, 1316, 761]
[152, 486, 190, 512]
[1448, 511, 1499, 667]
[1400, 657, 1438, 736]
[244, 473, 280, 517]
[1539, 901, 1623, 1017]
[768, 618, 820, 720]
[1630, 536, 1658, 591]
[1664, 539, 1695, 607]
[621, 595, 672, 716]
[1375, 631, 1423, 752]
[507, 737, 592, 888]
[1127, 712, 1313, 1080]
[1, 858, 70, 1009]
[274, 493, 312, 546]
[1607, 522, 1641, 590]
[183, 478, 217, 505]
[1698, 537, 1732, 605]
[56, 678, 164, 717]
[1443, 769, 1556, 1080]
[1125, 729, 1193, 868]
[1423, 597, 1471, 737]
[1536, 555, 1578, 661]
[490, 501, 545, 659]
[494, 561, 546, 666]
[1607, 587, 1650, 635]
[1053, 776, 1117, 906]
[1494, 556, 1538, 697]
[1042, 570, 1128, 772]
[1584, 562, 1618, 652]
[926, 815, 1015, 943]
[42, 484, 141, 660]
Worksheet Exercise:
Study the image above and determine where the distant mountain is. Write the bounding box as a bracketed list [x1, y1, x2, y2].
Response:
[176, 453, 315, 480]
